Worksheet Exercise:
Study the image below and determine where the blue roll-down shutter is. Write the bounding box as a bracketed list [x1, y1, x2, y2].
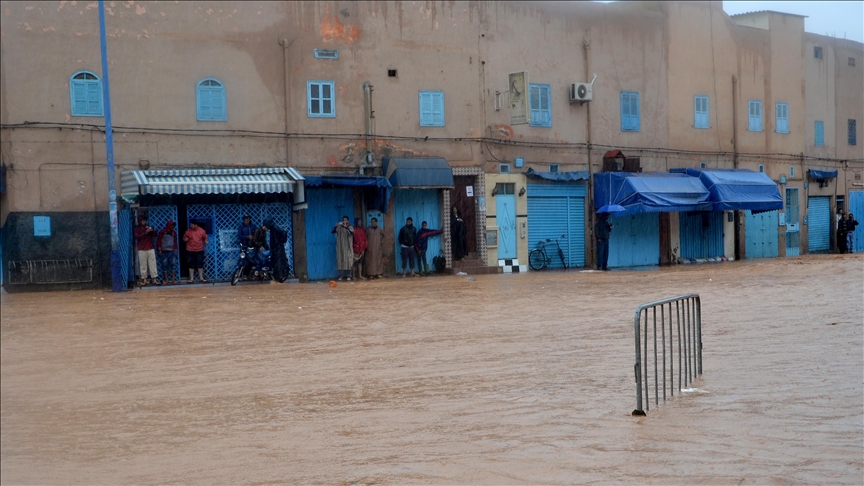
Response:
[807, 196, 831, 252]
[526, 184, 586, 268]
[679, 211, 724, 259]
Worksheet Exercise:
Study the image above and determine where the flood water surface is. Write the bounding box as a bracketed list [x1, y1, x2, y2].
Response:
[2, 255, 862, 484]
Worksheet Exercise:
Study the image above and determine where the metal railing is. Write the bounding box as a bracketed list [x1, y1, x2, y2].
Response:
[6, 259, 94, 285]
[632, 294, 702, 416]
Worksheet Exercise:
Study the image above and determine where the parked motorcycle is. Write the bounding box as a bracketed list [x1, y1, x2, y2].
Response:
[231, 246, 273, 285]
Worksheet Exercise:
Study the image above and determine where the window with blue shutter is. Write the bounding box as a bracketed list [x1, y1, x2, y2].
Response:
[620, 91, 640, 132]
[196, 78, 227, 121]
[748, 100, 762, 131]
[419, 91, 445, 127]
[307, 80, 336, 118]
[694, 95, 709, 129]
[69, 71, 103, 117]
[850, 119, 858, 145]
[775, 102, 789, 134]
[529, 83, 551, 127]
[814, 121, 824, 146]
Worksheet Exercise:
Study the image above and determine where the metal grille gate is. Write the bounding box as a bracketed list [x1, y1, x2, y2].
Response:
[633, 294, 702, 415]
[119, 209, 133, 286]
[187, 203, 293, 281]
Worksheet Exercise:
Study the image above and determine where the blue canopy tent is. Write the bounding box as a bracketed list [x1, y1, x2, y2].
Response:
[807, 169, 838, 181]
[684, 168, 783, 213]
[525, 167, 590, 182]
[593, 172, 713, 215]
[303, 175, 392, 213]
[382, 157, 454, 189]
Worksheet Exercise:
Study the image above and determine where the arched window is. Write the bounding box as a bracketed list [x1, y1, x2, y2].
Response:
[196, 78, 226, 121]
[70, 71, 103, 117]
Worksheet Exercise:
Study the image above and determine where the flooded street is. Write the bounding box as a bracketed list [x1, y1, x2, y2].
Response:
[1, 255, 862, 484]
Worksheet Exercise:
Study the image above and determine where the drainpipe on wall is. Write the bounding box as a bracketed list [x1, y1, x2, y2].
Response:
[584, 34, 596, 269]
[732, 75, 739, 169]
[280, 38, 293, 167]
[360, 81, 375, 175]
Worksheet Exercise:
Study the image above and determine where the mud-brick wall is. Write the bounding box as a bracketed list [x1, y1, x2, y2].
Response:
[1, 212, 112, 293]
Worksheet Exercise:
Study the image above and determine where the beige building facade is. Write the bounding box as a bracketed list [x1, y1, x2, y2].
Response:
[1, 1, 861, 290]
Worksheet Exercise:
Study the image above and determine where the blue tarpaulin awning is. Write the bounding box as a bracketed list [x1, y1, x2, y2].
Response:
[525, 167, 590, 182]
[303, 174, 392, 213]
[808, 169, 838, 181]
[382, 157, 454, 188]
[685, 168, 783, 213]
[594, 172, 712, 215]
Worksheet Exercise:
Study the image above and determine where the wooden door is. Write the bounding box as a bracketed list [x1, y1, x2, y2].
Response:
[452, 176, 477, 255]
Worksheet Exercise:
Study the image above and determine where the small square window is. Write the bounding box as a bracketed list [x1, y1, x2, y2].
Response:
[790, 166, 795, 178]
[814, 46, 822, 59]
[499, 163, 511, 174]
[388, 69, 398, 77]
[307, 80, 336, 118]
[849, 57, 856, 66]
[549, 164, 559, 173]
[758, 164, 765, 173]
[314, 49, 339, 60]
[700, 162, 707, 168]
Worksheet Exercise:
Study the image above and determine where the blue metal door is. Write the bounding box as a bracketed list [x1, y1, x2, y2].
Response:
[394, 189, 442, 274]
[807, 196, 830, 252]
[744, 210, 779, 259]
[306, 188, 354, 280]
[785, 188, 800, 257]
[850, 191, 864, 252]
[679, 211, 724, 259]
[608, 212, 659, 268]
[527, 184, 586, 268]
[496, 194, 517, 259]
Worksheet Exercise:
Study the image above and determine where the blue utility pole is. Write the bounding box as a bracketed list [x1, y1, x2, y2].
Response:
[98, 0, 123, 292]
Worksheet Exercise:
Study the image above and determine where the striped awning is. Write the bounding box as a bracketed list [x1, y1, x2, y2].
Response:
[121, 167, 305, 197]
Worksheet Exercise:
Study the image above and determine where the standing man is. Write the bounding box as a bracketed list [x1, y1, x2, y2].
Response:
[415, 221, 443, 276]
[837, 212, 849, 254]
[846, 213, 858, 253]
[398, 217, 418, 277]
[183, 220, 209, 283]
[352, 217, 368, 280]
[332, 216, 354, 281]
[133, 215, 157, 286]
[156, 220, 179, 285]
[365, 217, 385, 279]
[594, 213, 613, 271]
[238, 215, 255, 248]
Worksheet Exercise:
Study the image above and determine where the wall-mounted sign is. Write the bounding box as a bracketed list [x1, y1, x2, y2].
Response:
[466, 186, 474, 197]
[34, 216, 51, 237]
[509, 72, 529, 125]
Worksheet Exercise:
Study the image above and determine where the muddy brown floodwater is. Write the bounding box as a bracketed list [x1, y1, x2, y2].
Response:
[1, 255, 862, 484]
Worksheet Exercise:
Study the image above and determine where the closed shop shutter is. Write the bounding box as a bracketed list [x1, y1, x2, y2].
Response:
[744, 210, 779, 259]
[679, 211, 724, 259]
[527, 184, 586, 268]
[807, 196, 831, 252]
[851, 191, 864, 252]
[608, 212, 660, 268]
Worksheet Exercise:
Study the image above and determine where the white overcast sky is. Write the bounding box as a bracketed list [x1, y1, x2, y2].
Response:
[594, 1, 864, 43]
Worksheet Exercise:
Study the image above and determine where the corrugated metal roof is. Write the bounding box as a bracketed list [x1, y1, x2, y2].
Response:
[730, 10, 808, 18]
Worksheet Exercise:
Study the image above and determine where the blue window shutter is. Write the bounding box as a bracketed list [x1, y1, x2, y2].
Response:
[71, 80, 88, 115]
[749, 101, 762, 131]
[70, 74, 102, 117]
[530, 85, 541, 125]
[776, 103, 788, 133]
[815, 121, 824, 146]
[197, 85, 210, 120]
[621, 92, 639, 131]
[540, 85, 550, 127]
[86, 81, 102, 115]
[419, 92, 432, 126]
[432, 92, 444, 126]
[307, 81, 335, 118]
[212, 86, 226, 121]
[694, 95, 709, 128]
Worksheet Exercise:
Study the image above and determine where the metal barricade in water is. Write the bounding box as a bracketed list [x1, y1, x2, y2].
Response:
[632, 294, 702, 416]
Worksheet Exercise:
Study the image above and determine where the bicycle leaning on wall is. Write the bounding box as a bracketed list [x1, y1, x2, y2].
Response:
[528, 234, 568, 270]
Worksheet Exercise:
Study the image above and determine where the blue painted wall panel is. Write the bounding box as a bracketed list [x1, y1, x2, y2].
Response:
[608, 212, 659, 268]
[394, 189, 442, 273]
[306, 188, 354, 280]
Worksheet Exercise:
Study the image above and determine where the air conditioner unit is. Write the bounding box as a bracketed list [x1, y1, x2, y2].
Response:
[570, 83, 593, 103]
